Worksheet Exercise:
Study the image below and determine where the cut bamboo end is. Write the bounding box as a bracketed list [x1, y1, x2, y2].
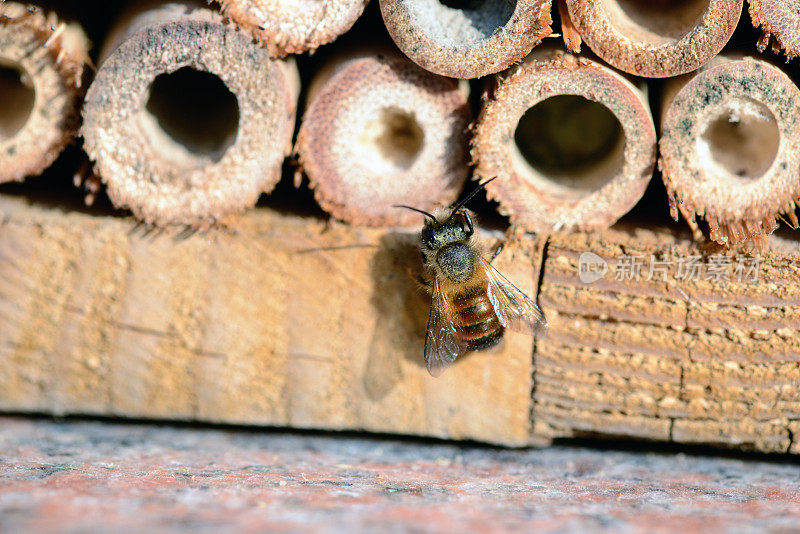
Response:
[564, 0, 742, 78]
[0, 3, 89, 183]
[379, 0, 552, 79]
[473, 53, 656, 233]
[217, 0, 368, 56]
[750, 0, 800, 58]
[296, 52, 472, 226]
[660, 57, 800, 249]
[82, 4, 299, 227]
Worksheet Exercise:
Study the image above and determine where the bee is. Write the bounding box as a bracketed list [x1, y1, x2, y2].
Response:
[395, 178, 547, 376]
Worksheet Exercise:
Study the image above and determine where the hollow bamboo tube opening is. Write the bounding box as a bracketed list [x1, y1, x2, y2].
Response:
[296, 52, 472, 226]
[82, 4, 299, 227]
[145, 67, 240, 162]
[473, 54, 656, 233]
[217, 0, 369, 56]
[564, 0, 742, 77]
[0, 62, 35, 139]
[380, 0, 552, 79]
[750, 0, 800, 59]
[659, 57, 800, 248]
[0, 3, 89, 183]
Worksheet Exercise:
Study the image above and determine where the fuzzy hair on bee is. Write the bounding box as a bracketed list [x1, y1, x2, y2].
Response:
[419, 207, 478, 284]
[395, 178, 547, 376]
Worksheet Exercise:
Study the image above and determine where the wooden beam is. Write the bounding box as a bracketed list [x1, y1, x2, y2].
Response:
[535, 229, 800, 453]
[2, 193, 800, 453]
[0, 194, 538, 446]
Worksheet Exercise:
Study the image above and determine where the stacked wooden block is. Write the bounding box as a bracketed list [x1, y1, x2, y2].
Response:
[2, 0, 800, 452]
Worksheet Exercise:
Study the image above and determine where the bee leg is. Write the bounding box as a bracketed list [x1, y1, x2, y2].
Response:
[489, 242, 504, 263]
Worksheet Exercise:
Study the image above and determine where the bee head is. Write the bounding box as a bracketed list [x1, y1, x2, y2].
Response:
[392, 176, 496, 250]
[420, 211, 473, 250]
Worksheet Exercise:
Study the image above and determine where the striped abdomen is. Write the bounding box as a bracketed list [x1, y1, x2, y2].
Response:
[449, 283, 504, 351]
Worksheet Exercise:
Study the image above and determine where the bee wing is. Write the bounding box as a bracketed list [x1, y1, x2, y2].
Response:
[481, 257, 548, 337]
[424, 279, 467, 377]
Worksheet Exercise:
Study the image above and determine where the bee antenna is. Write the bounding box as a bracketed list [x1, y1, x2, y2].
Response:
[446, 176, 497, 221]
[393, 204, 437, 221]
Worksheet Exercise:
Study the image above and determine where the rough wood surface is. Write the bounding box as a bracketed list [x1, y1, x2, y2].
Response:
[2, 195, 800, 453]
[0, 194, 537, 446]
[535, 228, 800, 453]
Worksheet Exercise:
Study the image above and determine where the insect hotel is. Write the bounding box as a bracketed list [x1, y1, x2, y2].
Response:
[2, 0, 800, 455]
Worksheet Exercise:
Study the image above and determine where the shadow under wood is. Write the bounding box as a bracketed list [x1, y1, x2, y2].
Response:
[364, 232, 429, 400]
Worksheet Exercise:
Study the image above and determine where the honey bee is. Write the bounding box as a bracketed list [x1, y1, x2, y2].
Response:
[395, 178, 547, 376]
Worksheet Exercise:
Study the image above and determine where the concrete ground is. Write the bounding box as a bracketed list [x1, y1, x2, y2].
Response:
[1, 416, 799, 533]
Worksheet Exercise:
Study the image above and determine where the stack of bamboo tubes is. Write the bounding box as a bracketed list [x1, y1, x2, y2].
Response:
[2, 0, 800, 453]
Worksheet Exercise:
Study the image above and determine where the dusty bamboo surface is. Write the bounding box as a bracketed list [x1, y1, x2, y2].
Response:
[473, 51, 656, 233]
[0, 194, 537, 446]
[81, 3, 299, 227]
[750, 0, 800, 58]
[0, 3, 89, 183]
[564, 0, 742, 78]
[217, 0, 369, 56]
[2, 194, 800, 453]
[296, 51, 471, 227]
[659, 56, 800, 249]
[379, 0, 552, 79]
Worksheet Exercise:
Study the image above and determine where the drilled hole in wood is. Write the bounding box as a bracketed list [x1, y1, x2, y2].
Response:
[0, 62, 35, 139]
[603, 0, 708, 43]
[410, 0, 516, 46]
[359, 108, 425, 172]
[144, 67, 239, 162]
[514, 95, 624, 195]
[698, 99, 779, 181]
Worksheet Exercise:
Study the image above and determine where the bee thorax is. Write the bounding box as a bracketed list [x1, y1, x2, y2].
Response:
[436, 243, 475, 283]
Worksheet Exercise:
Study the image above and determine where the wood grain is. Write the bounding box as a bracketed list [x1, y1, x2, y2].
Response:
[2, 194, 799, 453]
[535, 229, 800, 453]
[0, 194, 537, 446]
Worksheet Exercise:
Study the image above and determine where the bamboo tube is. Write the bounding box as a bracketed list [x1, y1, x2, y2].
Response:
[82, 3, 299, 227]
[472, 51, 656, 233]
[750, 0, 800, 59]
[0, 3, 89, 183]
[296, 51, 472, 227]
[216, 0, 369, 56]
[379, 0, 552, 79]
[659, 56, 800, 249]
[563, 0, 742, 78]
